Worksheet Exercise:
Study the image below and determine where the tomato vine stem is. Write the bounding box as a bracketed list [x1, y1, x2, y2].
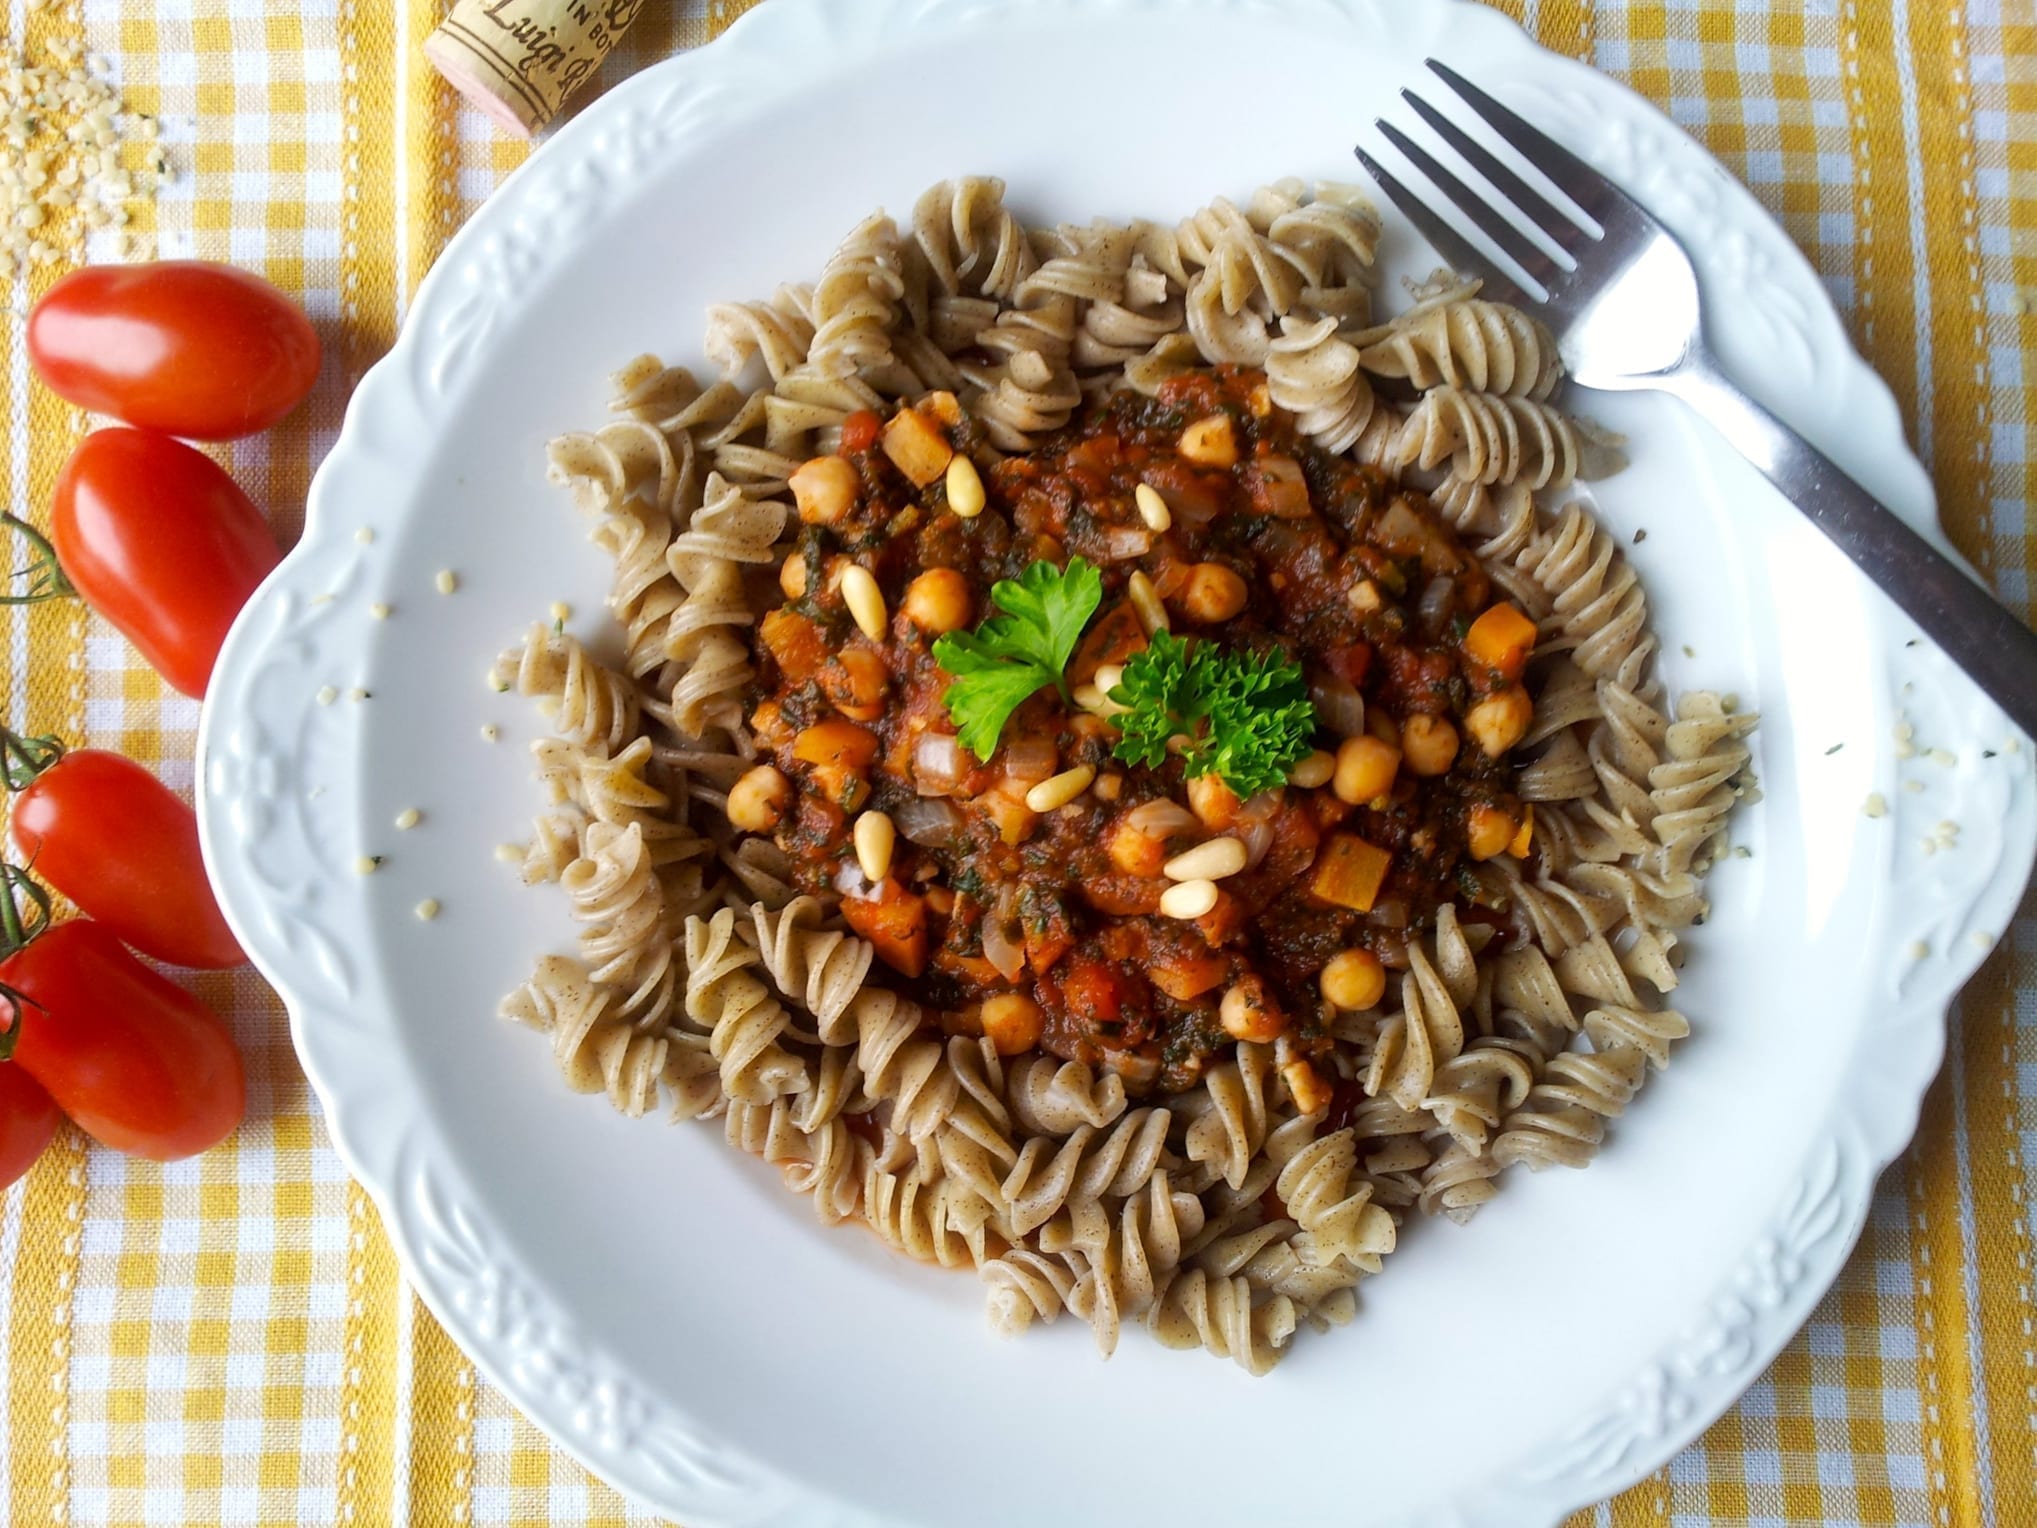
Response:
[0, 512, 74, 605]
[0, 727, 64, 790]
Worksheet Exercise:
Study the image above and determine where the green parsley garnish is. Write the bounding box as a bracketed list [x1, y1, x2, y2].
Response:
[1109, 629, 1316, 798]
[932, 557, 1104, 760]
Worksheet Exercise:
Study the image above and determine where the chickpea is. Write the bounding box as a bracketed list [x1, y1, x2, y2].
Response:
[1320, 948, 1387, 1011]
[726, 765, 792, 833]
[1219, 975, 1287, 1043]
[1464, 685, 1535, 758]
[1399, 713, 1460, 777]
[789, 454, 860, 525]
[1466, 804, 1518, 862]
[980, 992, 1046, 1056]
[778, 550, 808, 601]
[1178, 562, 1248, 624]
[1333, 735, 1401, 806]
[901, 567, 973, 634]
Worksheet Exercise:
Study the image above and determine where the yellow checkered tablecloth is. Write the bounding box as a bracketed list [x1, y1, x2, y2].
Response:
[0, 0, 2031, 1522]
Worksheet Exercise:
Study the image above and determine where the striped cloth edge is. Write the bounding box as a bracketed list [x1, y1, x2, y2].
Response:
[0, 0, 2029, 1523]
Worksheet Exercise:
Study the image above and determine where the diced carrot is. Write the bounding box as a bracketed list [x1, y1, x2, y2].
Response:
[980, 781, 1041, 846]
[1310, 833, 1393, 912]
[793, 719, 879, 770]
[1150, 951, 1231, 1002]
[933, 947, 1005, 986]
[1068, 599, 1148, 685]
[1466, 804, 1517, 862]
[841, 879, 928, 977]
[1078, 876, 1165, 917]
[1106, 819, 1168, 878]
[1056, 958, 1126, 1026]
[760, 607, 828, 684]
[1508, 804, 1535, 859]
[1191, 888, 1250, 948]
[1464, 602, 1539, 681]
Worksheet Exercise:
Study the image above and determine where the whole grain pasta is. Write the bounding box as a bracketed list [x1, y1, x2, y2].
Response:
[492, 177, 1756, 1373]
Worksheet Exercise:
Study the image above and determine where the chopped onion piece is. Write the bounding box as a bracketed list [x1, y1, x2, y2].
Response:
[1100, 524, 1154, 561]
[1124, 799, 1198, 837]
[1309, 673, 1366, 738]
[1001, 737, 1059, 784]
[893, 796, 965, 847]
[913, 732, 963, 795]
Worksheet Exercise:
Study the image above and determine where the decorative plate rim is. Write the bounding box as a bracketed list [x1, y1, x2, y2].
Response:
[196, 2, 2036, 1524]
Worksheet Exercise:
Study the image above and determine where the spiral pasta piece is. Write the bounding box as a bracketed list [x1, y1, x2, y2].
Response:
[912, 176, 1035, 300]
[1267, 314, 1376, 454]
[1006, 1055, 1128, 1137]
[748, 895, 874, 1044]
[561, 821, 674, 1029]
[981, 1246, 1079, 1339]
[1356, 295, 1561, 399]
[703, 286, 816, 384]
[497, 624, 638, 754]
[807, 211, 907, 380]
[1178, 1041, 1276, 1191]
[501, 955, 676, 1119]
[862, 1162, 994, 1270]
[1146, 1267, 1297, 1376]
[1001, 1108, 1174, 1238]
[681, 908, 809, 1106]
[1044, 1169, 1205, 1357]
[1394, 386, 1625, 489]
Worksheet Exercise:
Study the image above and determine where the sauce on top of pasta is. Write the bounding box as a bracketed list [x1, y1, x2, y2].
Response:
[735, 366, 1540, 1099]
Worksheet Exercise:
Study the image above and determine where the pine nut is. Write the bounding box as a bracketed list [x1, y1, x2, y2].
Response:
[1290, 749, 1336, 789]
[841, 564, 887, 642]
[946, 453, 986, 518]
[1135, 482, 1172, 532]
[1163, 836, 1248, 882]
[1159, 878, 1220, 920]
[1025, 764, 1095, 813]
[1127, 570, 1170, 636]
[854, 809, 896, 883]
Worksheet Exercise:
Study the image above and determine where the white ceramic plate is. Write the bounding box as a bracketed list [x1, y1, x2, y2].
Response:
[197, 2, 2037, 1523]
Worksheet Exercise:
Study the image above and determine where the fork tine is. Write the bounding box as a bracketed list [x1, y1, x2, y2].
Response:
[1425, 59, 1638, 225]
[1351, 145, 1532, 309]
[1401, 89, 1593, 255]
[1375, 121, 1563, 292]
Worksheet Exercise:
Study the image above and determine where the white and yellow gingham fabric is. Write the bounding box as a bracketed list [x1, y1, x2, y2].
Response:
[1, 2, 2031, 1523]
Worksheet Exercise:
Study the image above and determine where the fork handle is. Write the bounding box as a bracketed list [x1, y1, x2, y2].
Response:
[1659, 347, 2037, 740]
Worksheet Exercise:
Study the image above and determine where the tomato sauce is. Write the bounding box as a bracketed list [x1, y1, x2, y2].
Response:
[746, 367, 1533, 1095]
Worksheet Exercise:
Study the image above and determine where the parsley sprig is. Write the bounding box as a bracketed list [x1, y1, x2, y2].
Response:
[932, 557, 1103, 760]
[1109, 630, 1317, 799]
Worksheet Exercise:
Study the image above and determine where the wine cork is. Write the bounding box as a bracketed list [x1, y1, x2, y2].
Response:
[423, 0, 645, 138]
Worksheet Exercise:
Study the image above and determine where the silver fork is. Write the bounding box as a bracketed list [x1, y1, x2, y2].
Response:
[1356, 60, 2037, 739]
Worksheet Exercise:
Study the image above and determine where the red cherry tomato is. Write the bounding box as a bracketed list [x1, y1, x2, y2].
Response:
[52, 428, 281, 698]
[10, 749, 244, 969]
[3, 920, 244, 1160]
[0, 1060, 61, 1191]
[27, 261, 321, 440]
